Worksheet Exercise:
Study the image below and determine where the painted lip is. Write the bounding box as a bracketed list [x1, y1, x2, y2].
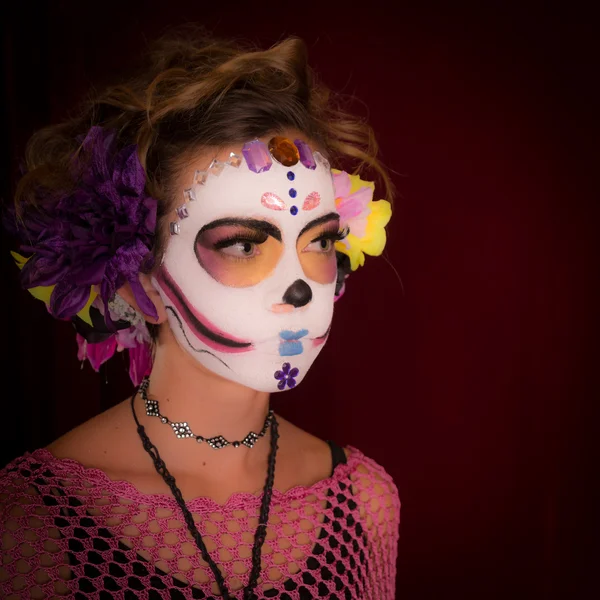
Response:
[279, 329, 309, 341]
[278, 329, 308, 357]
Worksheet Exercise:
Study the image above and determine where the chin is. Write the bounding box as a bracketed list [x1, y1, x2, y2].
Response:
[189, 344, 326, 393]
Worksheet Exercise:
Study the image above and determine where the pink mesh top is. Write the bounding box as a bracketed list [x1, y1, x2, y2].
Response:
[0, 444, 400, 599]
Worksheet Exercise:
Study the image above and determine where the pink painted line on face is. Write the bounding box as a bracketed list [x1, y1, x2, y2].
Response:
[312, 324, 331, 347]
[156, 267, 253, 354]
[312, 334, 329, 348]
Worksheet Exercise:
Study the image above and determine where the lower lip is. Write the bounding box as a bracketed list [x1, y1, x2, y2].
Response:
[279, 340, 304, 356]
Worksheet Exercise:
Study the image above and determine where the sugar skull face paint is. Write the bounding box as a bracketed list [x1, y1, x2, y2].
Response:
[152, 137, 340, 392]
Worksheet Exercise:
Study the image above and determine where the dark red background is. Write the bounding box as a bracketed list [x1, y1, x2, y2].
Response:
[1, 2, 597, 598]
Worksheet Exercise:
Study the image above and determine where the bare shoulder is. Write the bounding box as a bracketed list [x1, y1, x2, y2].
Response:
[276, 423, 400, 543]
[274, 413, 350, 484]
[44, 404, 352, 496]
[45, 398, 142, 474]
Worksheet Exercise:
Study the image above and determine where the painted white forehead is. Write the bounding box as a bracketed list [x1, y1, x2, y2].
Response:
[169, 137, 336, 235]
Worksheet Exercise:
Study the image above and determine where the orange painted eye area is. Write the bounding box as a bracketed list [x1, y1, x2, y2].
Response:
[297, 222, 346, 284]
[195, 222, 283, 287]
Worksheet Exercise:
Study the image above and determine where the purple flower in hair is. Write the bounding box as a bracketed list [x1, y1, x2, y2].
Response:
[15, 126, 158, 325]
[274, 362, 299, 390]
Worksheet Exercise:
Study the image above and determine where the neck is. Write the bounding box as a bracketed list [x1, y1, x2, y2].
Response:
[135, 325, 273, 476]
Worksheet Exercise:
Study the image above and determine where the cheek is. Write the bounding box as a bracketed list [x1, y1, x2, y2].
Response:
[299, 252, 338, 285]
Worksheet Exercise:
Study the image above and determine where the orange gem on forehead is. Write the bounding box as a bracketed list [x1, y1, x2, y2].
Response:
[268, 136, 300, 167]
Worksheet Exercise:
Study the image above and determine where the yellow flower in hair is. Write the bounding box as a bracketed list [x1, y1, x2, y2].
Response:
[11, 251, 97, 326]
[332, 170, 392, 271]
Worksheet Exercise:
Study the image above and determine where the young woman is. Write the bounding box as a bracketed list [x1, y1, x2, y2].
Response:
[1, 30, 399, 599]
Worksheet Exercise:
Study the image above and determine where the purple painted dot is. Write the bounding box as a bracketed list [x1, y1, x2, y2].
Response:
[289, 188, 297, 198]
[290, 206, 298, 215]
[287, 171, 295, 181]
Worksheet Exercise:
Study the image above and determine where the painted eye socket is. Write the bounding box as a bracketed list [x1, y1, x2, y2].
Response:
[297, 224, 346, 285]
[195, 223, 283, 288]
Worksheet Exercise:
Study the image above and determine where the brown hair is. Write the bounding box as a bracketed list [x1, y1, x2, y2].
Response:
[15, 27, 393, 262]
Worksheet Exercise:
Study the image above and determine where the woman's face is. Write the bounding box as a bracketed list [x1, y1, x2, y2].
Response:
[152, 135, 340, 392]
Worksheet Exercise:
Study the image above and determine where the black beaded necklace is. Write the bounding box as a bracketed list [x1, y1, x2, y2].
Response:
[130, 383, 280, 600]
[138, 377, 273, 449]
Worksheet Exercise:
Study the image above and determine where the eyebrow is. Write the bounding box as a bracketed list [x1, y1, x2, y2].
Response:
[297, 212, 340, 239]
[198, 218, 282, 242]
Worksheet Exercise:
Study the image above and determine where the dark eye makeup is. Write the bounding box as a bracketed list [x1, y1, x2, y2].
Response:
[212, 230, 269, 250]
[310, 226, 349, 245]
[195, 214, 346, 257]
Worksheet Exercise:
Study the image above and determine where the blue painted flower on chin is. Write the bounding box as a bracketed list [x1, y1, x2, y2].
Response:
[274, 363, 300, 390]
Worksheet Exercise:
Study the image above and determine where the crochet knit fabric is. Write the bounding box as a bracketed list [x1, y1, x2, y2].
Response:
[0, 446, 400, 599]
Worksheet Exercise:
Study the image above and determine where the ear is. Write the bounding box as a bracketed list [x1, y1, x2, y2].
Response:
[117, 274, 168, 325]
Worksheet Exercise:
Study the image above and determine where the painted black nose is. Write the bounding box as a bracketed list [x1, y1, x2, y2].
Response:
[282, 279, 313, 308]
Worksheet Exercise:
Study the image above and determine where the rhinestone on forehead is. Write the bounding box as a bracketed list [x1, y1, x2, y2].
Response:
[295, 138, 317, 170]
[242, 140, 272, 173]
[169, 140, 331, 234]
[169, 152, 242, 235]
[314, 151, 330, 170]
[269, 136, 300, 167]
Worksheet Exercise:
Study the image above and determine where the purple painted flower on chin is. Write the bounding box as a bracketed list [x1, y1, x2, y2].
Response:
[274, 362, 300, 390]
[16, 126, 158, 327]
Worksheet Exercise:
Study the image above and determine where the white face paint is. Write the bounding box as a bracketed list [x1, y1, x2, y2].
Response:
[152, 137, 339, 392]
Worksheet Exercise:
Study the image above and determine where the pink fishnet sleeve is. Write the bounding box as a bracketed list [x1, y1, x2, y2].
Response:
[346, 448, 401, 599]
[0, 456, 73, 598]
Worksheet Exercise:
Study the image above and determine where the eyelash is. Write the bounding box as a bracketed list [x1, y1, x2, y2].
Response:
[213, 226, 347, 249]
[212, 231, 268, 250]
[311, 227, 349, 244]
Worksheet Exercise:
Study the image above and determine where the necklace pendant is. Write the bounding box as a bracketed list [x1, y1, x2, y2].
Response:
[242, 432, 259, 448]
[207, 435, 229, 449]
[171, 422, 194, 439]
[138, 378, 273, 452]
[145, 399, 159, 417]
